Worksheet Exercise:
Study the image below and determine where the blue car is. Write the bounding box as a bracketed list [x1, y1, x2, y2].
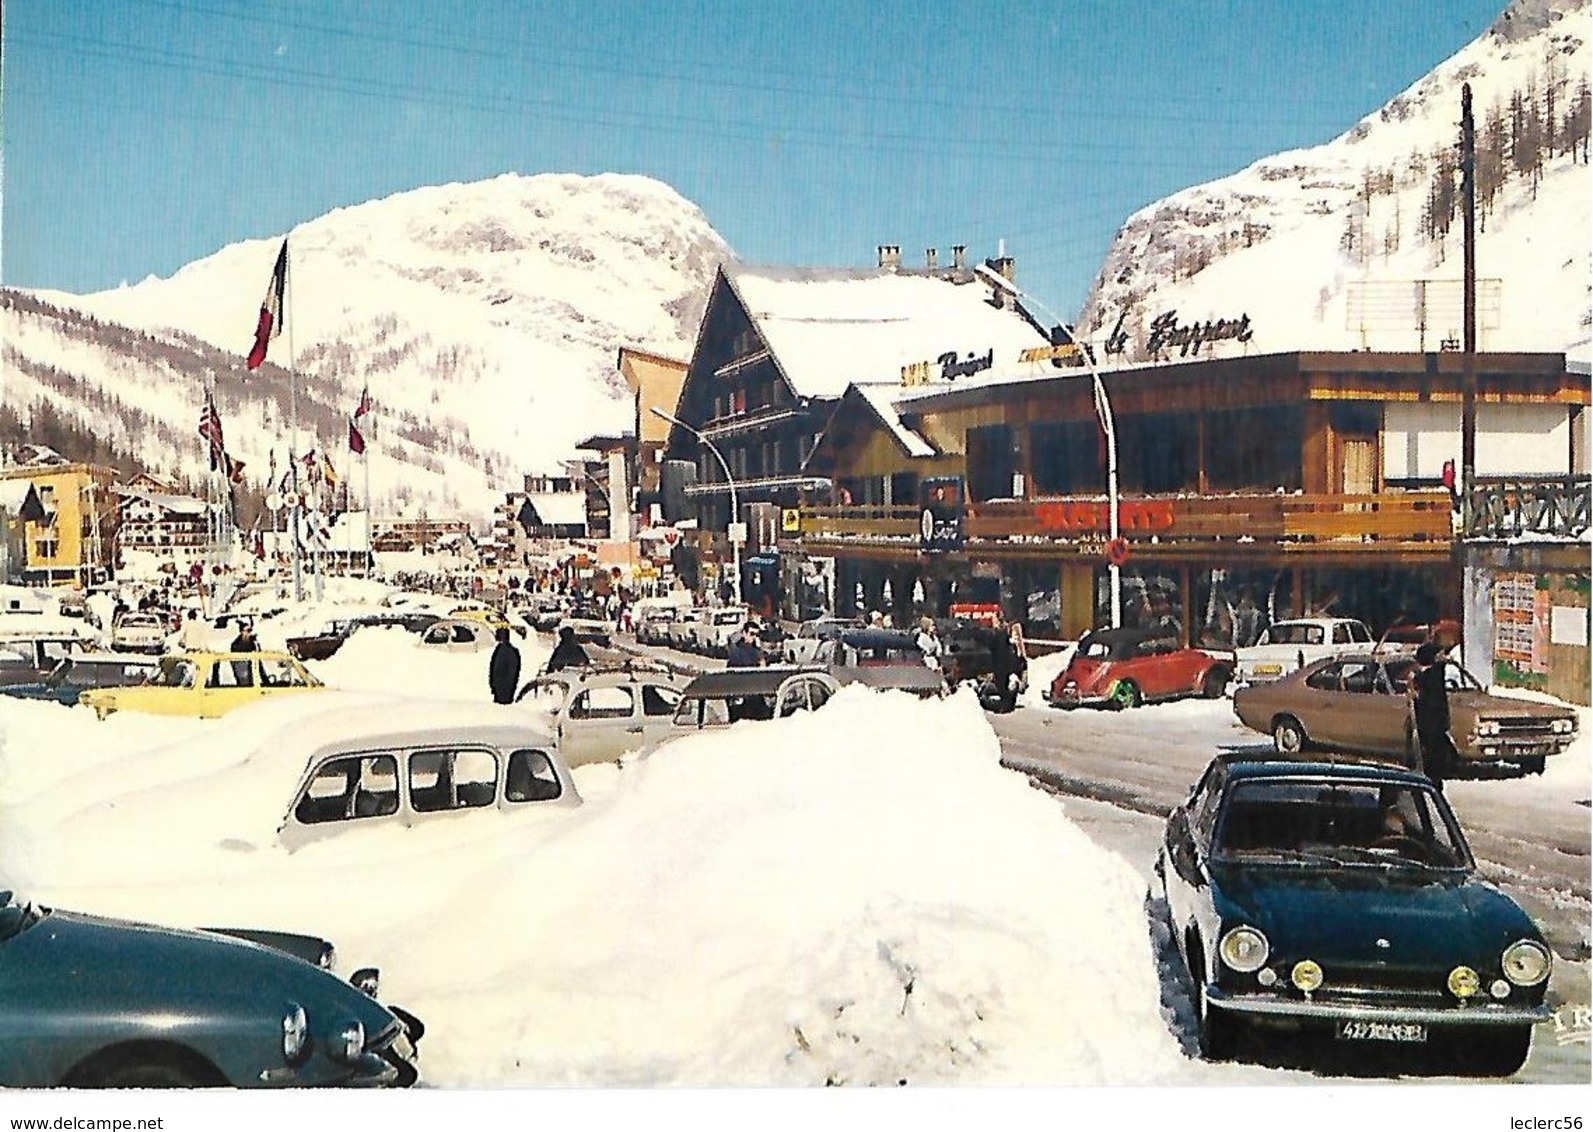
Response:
[0, 654, 159, 707]
[0, 890, 422, 1087]
[1158, 755, 1552, 1075]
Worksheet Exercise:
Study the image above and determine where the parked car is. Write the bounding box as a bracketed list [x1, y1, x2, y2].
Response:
[694, 606, 749, 657]
[1047, 626, 1231, 709]
[937, 620, 1029, 708]
[81, 650, 324, 719]
[0, 887, 422, 1087]
[1158, 754, 1551, 1073]
[1232, 617, 1374, 688]
[812, 627, 924, 669]
[1231, 653, 1577, 777]
[1377, 618, 1463, 654]
[663, 608, 706, 652]
[0, 653, 160, 706]
[514, 664, 690, 767]
[781, 617, 863, 664]
[450, 605, 526, 639]
[110, 611, 170, 654]
[279, 701, 580, 850]
[558, 603, 613, 647]
[0, 634, 96, 688]
[417, 617, 496, 652]
[634, 605, 678, 646]
[671, 666, 842, 729]
[287, 620, 356, 662]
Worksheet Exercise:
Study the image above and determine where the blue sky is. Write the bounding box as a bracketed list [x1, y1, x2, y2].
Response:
[3, 0, 1508, 320]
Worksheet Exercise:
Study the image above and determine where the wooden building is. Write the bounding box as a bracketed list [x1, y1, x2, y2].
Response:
[0, 454, 120, 585]
[800, 349, 1588, 649]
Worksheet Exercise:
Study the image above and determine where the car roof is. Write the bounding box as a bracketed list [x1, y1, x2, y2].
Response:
[832, 664, 946, 692]
[837, 628, 920, 649]
[1213, 751, 1435, 787]
[681, 665, 831, 697]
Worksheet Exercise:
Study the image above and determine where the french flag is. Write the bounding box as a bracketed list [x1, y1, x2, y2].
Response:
[246, 240, 288, 370]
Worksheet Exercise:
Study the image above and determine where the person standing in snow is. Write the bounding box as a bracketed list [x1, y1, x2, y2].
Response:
[489, 627, 522, 705]
[915, 617, 942, 671]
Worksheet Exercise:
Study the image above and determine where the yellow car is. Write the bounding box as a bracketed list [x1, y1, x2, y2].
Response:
[450, 606, 525, 638]
[81, 650, 324, 720]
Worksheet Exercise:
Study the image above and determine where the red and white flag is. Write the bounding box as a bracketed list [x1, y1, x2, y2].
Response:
[246, 240, 288, 371]
[348, 383, 371, 454]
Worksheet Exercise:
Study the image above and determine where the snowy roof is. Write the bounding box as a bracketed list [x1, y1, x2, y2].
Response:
[852, 384, 937, 459]
[118, 488, 211, 516]
[725, 265, 1054, 400]
[0, 479, 39, 512]
[524, 491, 587, 527]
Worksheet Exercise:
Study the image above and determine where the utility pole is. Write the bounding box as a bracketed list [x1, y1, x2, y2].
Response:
[1460, 83, 1478, 535]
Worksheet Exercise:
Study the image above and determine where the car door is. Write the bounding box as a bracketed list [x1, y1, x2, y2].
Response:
[635, 681, 682, 750]
[201, 656, 262, 715]
[561, 683, 641, 765]
[1295, 660, 1353, 745]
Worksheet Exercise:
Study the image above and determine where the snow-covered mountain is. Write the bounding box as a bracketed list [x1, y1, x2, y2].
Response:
[1077, 0, 1591, 360]
[3, 173, 732, 519]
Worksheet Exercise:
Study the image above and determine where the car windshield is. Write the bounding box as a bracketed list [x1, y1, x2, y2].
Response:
[1214, 777, 1470, 869]
[152, 657, 198, 688]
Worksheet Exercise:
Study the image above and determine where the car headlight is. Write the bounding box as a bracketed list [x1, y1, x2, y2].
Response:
[1551, 718, 1575, 735]
[282, 1003, 308, 1063]
[1501, 939, 1552, 987]
[333, 1020, 366, 1064]
[1475, 720, 1501, 737]
[1448, 966, 1481, 999]
[1218, 926, 1270, 973]
[1291, 959, 1324, 992]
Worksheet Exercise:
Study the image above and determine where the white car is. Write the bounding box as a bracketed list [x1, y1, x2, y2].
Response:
[663, 609, 705, 652]
[515, 665, 689, 767]
[110, 612, 170, 654]
[694, 607, 749, 658]
[782, 617, 864, 664]
[1232, 616, 1374, 688]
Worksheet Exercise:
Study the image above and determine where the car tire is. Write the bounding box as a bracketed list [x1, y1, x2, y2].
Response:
[1200, 667, 1230, 699]
[1109, 680, 1142, 710]
[71, 1051, 222, 1089]
[1271, 716, 1307, 756]
[1188, 938, 1239, 1061]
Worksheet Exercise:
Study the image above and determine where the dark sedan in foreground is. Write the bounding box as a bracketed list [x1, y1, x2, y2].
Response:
[1158, 756, 1551, 1074]
[0, 889, 422, 1088]
[0, 654, 159, 707]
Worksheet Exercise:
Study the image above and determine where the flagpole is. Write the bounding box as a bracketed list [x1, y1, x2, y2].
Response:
[363, 410, 372, 579]
[286, 243, 304, 604]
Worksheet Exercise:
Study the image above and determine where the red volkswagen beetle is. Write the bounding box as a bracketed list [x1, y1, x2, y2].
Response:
[1047, 626, 1232, 710]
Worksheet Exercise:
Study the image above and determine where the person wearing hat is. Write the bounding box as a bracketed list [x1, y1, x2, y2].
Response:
[488, 626, 522, 705]
[1408, 642, 1457, 790]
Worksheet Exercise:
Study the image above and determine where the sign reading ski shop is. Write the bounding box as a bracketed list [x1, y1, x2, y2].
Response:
[920, 476, 966, 553]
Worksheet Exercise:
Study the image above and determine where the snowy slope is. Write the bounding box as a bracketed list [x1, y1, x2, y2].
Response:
[1078, 0, 1591, 357]
[4, 173, 732, 517]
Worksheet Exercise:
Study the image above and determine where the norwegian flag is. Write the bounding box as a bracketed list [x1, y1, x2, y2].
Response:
[198, 394, 225, 471]
[246, 240, 288, 371]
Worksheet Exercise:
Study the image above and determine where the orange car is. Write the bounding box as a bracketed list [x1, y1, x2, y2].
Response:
[1047, 627, 1232, 709]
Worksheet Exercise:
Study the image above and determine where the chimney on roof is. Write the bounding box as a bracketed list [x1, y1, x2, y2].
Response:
[952, 245, 966, 269]
[987, 254, 1016, 285]
[877, 244, 901, 270]
[925, 247, 938, 270]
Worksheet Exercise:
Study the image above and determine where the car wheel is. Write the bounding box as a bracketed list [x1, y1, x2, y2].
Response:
[1457, 1025, 1532, 1076]
[1271, 716, 1307, 755]
[1200, 667, 1230, 699]
[1109, 680, 1142, 710]
[1188, 938, 1239, 1061]
[71, 1052, 222, 1089]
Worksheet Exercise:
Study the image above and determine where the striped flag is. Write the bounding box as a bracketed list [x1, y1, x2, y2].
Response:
[198, 394, 225, 471]
[349, 384, 371, 454]
[246, 240, 288, 370]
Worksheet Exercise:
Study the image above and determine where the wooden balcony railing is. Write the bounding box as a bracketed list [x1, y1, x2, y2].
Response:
[800, 491, 1456, 547]
[1462, 478, 1591, 539]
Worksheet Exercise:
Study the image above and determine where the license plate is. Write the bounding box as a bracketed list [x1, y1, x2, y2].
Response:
[1336, 1020, 1427, 1043]
[1255, 664, 1282, 675]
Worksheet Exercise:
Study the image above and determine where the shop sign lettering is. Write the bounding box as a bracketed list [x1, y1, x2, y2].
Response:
[1146, 310, 1253, 358]
[939, 349, 994, 379]
[1034, 499, 1175, 533]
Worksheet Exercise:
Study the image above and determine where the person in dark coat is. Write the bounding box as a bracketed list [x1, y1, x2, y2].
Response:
[545, 626, 591, 672]
[725, 624, 764, 668]
[1408, 642, 1457, 790]
[488, 627, 522, 705]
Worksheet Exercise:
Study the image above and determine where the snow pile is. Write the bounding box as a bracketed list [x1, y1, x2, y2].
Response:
[0, 621, 1226, 1085]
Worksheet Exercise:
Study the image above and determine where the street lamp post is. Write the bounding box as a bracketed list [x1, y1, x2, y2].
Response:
[975, 265, 1122, 628]
[651, 406, 743, 600]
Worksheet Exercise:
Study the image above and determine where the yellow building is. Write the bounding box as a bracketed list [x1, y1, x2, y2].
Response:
[0, 455, 120, 584]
